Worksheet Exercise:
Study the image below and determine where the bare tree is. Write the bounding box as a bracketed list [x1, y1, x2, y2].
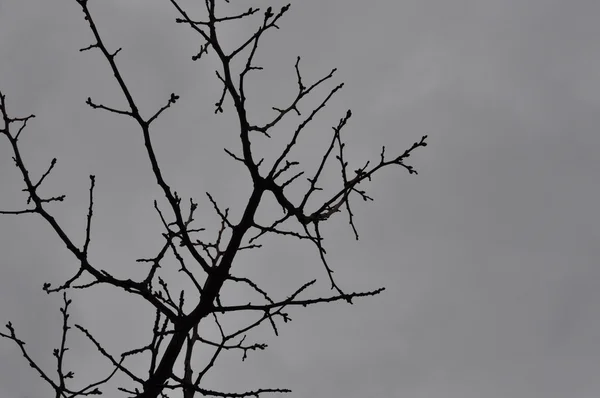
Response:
[0, 1, 427, 398]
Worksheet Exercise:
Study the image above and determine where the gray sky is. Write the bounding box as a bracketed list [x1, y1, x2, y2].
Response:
[1, 0, 600, 397]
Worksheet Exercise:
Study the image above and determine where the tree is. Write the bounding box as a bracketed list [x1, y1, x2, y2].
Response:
[0, 1, 427, 398]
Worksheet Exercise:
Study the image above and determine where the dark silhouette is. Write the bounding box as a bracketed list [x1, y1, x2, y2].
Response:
[0, 1, 428, 397]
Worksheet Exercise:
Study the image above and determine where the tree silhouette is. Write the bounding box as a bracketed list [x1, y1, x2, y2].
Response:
[0, 1, 428, 398]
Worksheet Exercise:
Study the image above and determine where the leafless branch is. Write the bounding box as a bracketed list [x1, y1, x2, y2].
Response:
[0, 1, 428, 397]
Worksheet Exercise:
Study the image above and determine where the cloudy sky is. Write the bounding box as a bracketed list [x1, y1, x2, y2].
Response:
[1, 0, 600, 397]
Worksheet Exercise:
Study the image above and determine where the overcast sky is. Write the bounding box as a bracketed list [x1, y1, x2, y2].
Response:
[1, 0, 600, 397]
